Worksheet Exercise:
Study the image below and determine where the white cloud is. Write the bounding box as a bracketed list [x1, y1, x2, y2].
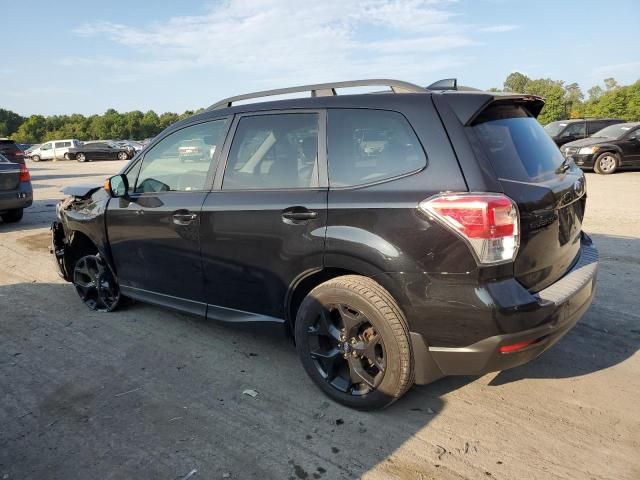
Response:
[591, 61, 640, 78]
[69, 0, 484, 87]
[479, 24, 519, 33]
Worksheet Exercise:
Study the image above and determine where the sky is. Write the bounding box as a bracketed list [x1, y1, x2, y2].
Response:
[1, 0, 638, 116]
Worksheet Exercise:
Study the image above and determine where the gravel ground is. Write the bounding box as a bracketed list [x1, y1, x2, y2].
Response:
[1, 159, 639, 480]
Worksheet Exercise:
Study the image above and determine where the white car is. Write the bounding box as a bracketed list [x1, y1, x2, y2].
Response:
[27, 139, 82, 162]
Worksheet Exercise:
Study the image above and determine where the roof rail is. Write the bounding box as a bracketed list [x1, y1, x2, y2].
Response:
[207, 79, 425, 110]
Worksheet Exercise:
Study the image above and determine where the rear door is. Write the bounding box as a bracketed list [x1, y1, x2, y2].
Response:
[106, 118, 229, 314]
[200, 110, 327, 321]
[468, 103, 586, 292]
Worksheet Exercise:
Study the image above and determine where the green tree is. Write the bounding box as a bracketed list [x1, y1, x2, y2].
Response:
[504, 72, 530, 93]
[587, 85, 604, 101]
[604, 77, 619, 90]
[12, 115, 47, 143]
[0, 109, 25, 137]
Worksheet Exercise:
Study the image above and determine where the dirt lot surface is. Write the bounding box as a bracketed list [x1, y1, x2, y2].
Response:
[1, 159, 639, 480]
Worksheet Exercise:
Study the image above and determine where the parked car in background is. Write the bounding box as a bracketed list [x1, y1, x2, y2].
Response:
[0, 141, 32, 223]
[27, 139, 82, 162]
[560, 122, 640, 174]
[178, 138, 208, 162]
[52, 79, 598, 410]
[544, 118, 625, 147]
[116, 140, 144, 154]
[67, 141, 133, 162]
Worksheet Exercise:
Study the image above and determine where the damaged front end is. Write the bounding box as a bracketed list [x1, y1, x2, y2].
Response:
[50, 183, 111, 282]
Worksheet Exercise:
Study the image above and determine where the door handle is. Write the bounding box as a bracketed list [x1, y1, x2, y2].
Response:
[173, 211, 198, 225]
[282, 207, 318, 222]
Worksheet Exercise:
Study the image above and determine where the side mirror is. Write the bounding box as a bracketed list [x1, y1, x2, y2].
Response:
[105, 174, 129, 198]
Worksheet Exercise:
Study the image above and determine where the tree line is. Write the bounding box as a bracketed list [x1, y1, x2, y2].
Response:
[0, 108, 203, 144]
[490, 73, 640, 125]
[1, 74, 639, 144]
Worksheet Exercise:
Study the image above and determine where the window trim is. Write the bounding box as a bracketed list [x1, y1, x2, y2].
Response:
[123, 116, 231, 196]
[213, 109, 328, 192]
[325, 107, 428, 190]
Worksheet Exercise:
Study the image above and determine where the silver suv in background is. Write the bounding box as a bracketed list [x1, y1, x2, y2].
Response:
[27, 139, 82, 162]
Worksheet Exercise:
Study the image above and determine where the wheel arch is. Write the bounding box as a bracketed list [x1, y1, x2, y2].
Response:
[284, 257, 411, 334]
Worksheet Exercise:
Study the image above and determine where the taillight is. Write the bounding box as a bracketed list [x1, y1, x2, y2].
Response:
[15, 150, 24, 156]
[419, 193, 519, 265]
[19, 163, 30, 182]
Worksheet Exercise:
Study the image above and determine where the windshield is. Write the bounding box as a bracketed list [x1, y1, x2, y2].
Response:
[543, 121, 567, 137]
[592, 124, 633, 139]
[472, 104, 566, 182]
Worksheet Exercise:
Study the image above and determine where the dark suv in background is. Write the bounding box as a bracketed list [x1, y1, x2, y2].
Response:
[545, 118, 625, 147]
[560, 122, 640, 174]
[51, 79, 598, 409]
[0, 138, 32, 223]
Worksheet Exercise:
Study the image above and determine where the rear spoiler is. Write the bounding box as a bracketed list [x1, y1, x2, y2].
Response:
[436, 91, 545, 126]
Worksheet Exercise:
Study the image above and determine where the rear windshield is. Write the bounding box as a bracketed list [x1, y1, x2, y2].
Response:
[471, 104, 565, 182]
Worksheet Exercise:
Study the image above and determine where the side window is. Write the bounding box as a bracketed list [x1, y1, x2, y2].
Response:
[587, 122, 604, 135]
[223, 113, 319, 190]
[327, 109, 426, 187]
[133, 118, 228, 193]
[41, 143, 52, 151]
[628, 129, 640, 140]
[563, 122, 586, 137]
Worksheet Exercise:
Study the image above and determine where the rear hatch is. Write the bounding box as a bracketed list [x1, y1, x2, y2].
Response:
[0, 159, 21, 191]
[469, 102, 586, 292]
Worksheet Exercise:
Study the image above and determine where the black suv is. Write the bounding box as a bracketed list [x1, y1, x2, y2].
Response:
[51, 79, 598, 409]
[544, 118, 625, 147]
[560, 122, 640, 174]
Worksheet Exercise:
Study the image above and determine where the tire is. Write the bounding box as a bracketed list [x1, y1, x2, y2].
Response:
[1, 208, 23, 223]
[72, 255, 121, 312]
[295, 275, 413, 410]
[63, 153, 70, 160]
[117, 151, 129, 160]
[31, 155, 40, 162]
[594, 152, 618, 174]
[76, 152, 87, 162]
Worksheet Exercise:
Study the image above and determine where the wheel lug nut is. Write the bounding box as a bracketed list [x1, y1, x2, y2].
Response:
[350, 338, 356, 344]
[351, 351, 358, 357]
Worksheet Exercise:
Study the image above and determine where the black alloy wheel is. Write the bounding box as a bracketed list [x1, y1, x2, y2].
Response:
[73, 255, 121, 312]
[295, 275, 413, 410]
[308, 303, 386, 395]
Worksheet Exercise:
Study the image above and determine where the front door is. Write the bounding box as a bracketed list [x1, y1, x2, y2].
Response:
[200, 111, 327, 321]
[621, 127, 640, 165]
[106, 118, 230, 315]
[39, 142, 54, 160]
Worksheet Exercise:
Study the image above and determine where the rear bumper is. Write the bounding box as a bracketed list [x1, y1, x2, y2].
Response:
[0, 183, 33, 212]
[412, 235, 598, 384]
